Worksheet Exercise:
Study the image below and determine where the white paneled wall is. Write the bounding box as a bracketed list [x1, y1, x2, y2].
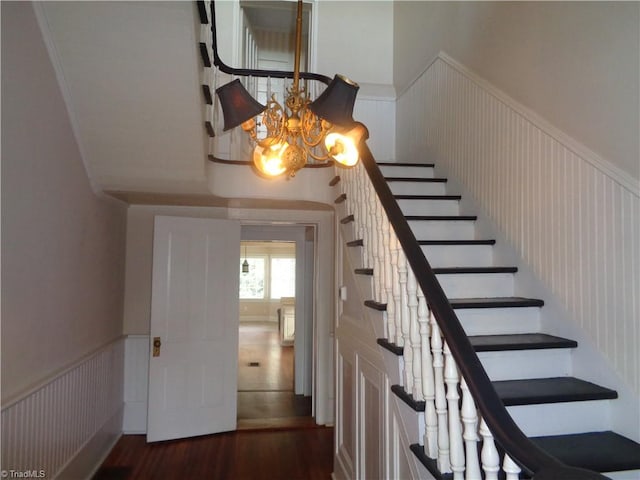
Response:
[1, 338, 124, 479]
[397, 52, 640, 394]
[354, 95, 396, 163]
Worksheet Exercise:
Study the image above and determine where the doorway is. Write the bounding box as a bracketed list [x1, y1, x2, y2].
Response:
[237, 227, 315, 429]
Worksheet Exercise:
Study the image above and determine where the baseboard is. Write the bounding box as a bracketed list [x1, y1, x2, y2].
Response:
[55, 406, 123, 480]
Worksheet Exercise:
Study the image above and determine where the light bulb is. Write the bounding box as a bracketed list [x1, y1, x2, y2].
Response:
[325, 132, 359, 167]
[253, 141, 288, 177]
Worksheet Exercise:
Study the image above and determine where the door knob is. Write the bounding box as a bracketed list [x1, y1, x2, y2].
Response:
[153, 337, 161, 357]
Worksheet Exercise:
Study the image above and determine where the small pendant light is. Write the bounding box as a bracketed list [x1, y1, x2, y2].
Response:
[241, 244, 249, 274]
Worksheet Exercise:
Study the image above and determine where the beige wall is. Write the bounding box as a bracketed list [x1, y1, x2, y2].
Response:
[1, 2, 127, 402]
[393, 1, 640, 180]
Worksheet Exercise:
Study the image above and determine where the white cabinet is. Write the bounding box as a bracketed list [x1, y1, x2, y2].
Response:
[279, 297, 295, 346]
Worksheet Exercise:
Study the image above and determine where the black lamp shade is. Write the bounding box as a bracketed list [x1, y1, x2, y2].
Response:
[309, 74, 359, 127]
[216, 79, 266, 131]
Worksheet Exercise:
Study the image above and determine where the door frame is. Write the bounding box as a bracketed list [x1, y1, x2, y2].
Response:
[241, 224, 313, 396]
[121, 205, 335, 431]
[229, 208, 334, 425]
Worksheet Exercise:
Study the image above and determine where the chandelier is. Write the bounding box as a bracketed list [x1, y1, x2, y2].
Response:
[215, 0, 367, 179]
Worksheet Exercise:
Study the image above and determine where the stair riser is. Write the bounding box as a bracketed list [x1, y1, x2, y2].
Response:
[436, 273, 514, 298]
[408, 220, 476, 240]
[398, 199, 460, 216]
[478, 349, 572, 381]
[421, 244, 493, 268]
[388, 182, 447, 196]
[507, 400, 612, 437]
[379, 165, 435, 178]
[606, 470, 640, 479]
[455, 307, 542, 336]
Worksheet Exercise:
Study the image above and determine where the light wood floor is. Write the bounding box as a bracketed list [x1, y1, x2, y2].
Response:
[237, 322, 312, 429]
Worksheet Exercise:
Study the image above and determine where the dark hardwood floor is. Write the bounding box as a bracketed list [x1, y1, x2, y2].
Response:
[94, 427, 334, 480]
[95, 322, 330, 480]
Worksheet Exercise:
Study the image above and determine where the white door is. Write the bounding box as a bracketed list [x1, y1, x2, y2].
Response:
[147, 216, 240, 442]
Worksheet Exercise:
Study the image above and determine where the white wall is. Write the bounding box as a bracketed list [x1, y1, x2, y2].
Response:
[314, 1, 393, 93]
[393, 1, 639, 180]
[1, 1, 127, 404]
[2, 3, 127, 476]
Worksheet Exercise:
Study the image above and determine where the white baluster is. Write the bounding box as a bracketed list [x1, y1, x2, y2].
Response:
[374, 198, 385, 302]
[369, 192, 381, 301]
[419, 293, 438, 458]
[382, 215, 395, 343]
[398, 249, 414, 394]
[479, 418, 500, 480]
[503, 454, 521, 480]
[363, 182, 374, 269]
[444, 341, 465, 479]
[407, 268, 423, 400]
[461, 378, 481, 480]
[353, 166, 365, 260]
[431, 312, 450, 473]
[390, 233, 403, 347]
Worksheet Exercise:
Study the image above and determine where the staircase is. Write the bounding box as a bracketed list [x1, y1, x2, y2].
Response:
[334, 160, 640, 479]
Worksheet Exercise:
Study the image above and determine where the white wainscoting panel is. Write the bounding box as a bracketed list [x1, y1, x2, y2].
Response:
[123, 335, 149, 434]
[1, 338, 124, 479]
[357, 355, 387, 480]
[354, 95, 396, 163]
[396, 52, 640, 394]
[334, 342, 355, 480]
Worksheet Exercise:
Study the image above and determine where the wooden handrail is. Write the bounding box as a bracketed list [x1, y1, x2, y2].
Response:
[357, 138, 609, 479]
[202, 0, 609, 476]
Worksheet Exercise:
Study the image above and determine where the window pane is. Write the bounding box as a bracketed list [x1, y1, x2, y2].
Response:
[239, 257, 265, 299]
[270, 257, 295, 299]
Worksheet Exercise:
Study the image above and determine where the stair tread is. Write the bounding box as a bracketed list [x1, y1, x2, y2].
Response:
[365, 300, 386, 311]
[469, 333, 577, 351]
[433, 266, 517, 274]
[493, 377, 618, 406]
[354, 268, 373, 275]
[378, 162, 435, 168]
[450, 296, 544, 309]
[386, 177, 447, 182]
[418, 239, 496, 245]
[406, 215, 477, 221]
[531, 431, 640, 473]
[379, 333, 577, 356]
[395, 194, 460, 200]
